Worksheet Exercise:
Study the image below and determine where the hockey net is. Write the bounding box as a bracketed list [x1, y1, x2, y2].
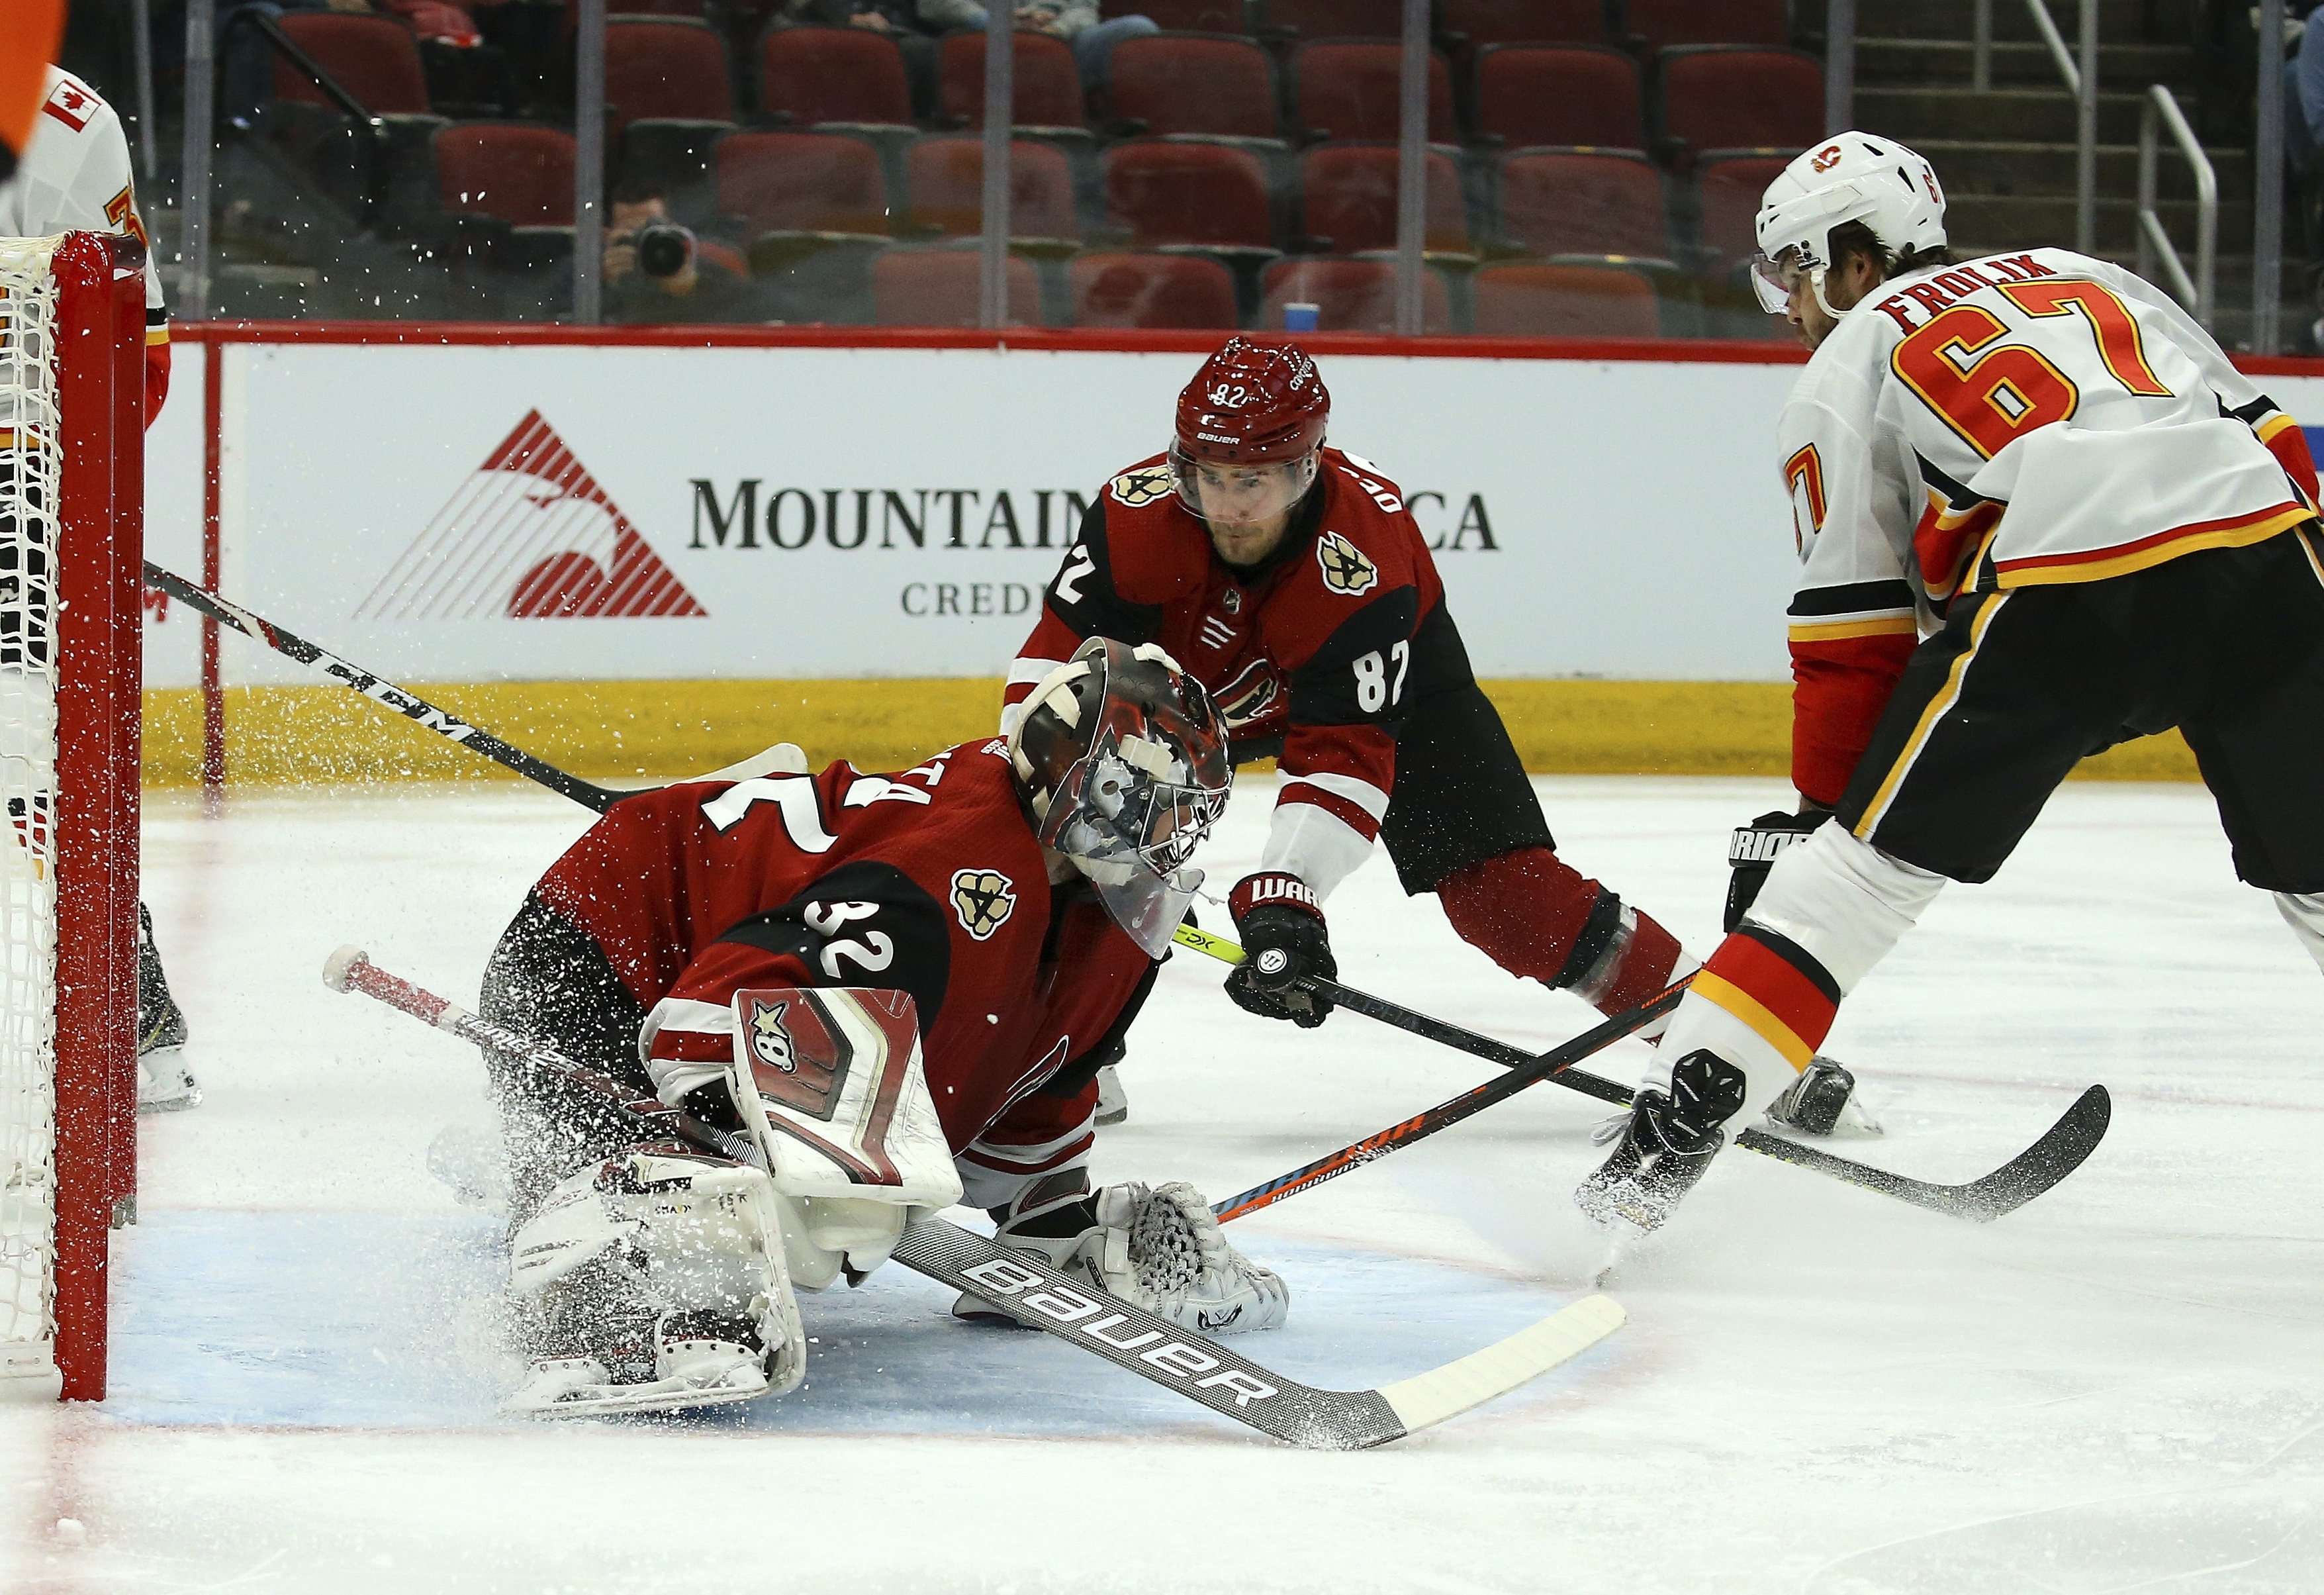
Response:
[0, 232, 144, 1402]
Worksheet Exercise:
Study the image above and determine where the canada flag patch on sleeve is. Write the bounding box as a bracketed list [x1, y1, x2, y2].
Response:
[42, 81, 98, 132]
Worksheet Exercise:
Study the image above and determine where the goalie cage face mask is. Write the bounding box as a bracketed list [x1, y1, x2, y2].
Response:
[1011, 638, 1232, 958]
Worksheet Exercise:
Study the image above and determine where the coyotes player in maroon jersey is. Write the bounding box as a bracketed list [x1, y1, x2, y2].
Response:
[1004, 337, 1696, 1044]
[480, 642, 1229, 1218]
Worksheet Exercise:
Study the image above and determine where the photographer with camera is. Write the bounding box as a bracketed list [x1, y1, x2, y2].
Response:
[602, 178, 773, 325]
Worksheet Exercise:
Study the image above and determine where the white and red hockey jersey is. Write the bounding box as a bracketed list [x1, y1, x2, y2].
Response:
[0, 67, 169, 422]
[1779, 246, 2319, 804]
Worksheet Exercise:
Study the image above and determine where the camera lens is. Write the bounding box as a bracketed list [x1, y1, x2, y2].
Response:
[636, 222, 695, 279]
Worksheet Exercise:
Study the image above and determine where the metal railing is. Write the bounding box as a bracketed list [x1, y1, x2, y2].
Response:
[1973, 0, 2096, 253]
[2137, 85, 2216, 326]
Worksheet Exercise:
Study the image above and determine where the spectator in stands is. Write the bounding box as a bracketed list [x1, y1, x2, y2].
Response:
[782, 0, 954, 119]
[1014, 3, 1158, 100]
[603, 179, 775, 324]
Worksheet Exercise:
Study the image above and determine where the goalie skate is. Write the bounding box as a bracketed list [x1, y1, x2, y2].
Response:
[506, 1314, 776, 1418]
[502, 1144, 805, 1419]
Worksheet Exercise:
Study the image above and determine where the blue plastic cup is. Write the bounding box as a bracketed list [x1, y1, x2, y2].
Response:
[1282, 301, 1321, 332]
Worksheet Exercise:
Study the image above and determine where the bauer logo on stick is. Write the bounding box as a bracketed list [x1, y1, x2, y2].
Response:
[1315, 530, 1377, 597]
[1109, 466, 1175, 508]
[951, 868, 1017, 941]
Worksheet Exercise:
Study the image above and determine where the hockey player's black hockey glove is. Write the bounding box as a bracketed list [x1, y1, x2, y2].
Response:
[1225, 873, 1335, 1028]
[1724, 806, 1830, 932]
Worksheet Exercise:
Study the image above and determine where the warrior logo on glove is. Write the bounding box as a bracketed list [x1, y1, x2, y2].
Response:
[950, 867, 1017, 940]
[1109, 466, 1175, 508]
[1315, 530, 1378, 597]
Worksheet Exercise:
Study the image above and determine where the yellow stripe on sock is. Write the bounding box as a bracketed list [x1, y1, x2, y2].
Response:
[1689, 969, 1814, 1073]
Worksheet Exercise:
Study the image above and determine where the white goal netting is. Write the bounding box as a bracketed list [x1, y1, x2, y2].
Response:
[0, 235, 64, 1375]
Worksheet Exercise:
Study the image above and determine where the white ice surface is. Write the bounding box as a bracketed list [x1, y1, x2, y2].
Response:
[5, 774, 2323, 1594]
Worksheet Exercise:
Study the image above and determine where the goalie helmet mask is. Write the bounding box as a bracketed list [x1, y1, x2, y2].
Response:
[1170, 336, 1329, 528]
[1009, 638, 1232, 957]
[1751, 131, 1947, 318]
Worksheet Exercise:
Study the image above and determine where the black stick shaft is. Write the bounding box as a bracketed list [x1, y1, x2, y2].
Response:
[144, 561, 626, 815]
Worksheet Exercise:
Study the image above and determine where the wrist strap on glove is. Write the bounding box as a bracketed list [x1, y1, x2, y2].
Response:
[1229, 871, 1322, 925]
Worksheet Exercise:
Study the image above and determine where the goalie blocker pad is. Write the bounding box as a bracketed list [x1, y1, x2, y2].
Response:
[643, 985, 964, 1288]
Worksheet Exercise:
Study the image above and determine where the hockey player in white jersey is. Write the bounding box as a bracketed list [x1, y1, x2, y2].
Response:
[1579, 132, 2324, 1232]
[0, 66, 191, 1108]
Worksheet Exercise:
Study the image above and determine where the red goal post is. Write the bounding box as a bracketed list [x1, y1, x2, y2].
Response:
[0, 230, 144, 1403]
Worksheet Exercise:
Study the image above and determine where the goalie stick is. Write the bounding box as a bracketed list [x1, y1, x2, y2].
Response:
[1180, 926, 2112, 1224]
[320, 946, 1626, 1449]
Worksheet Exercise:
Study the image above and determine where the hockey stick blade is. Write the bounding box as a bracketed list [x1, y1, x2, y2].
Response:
[892, 1222, 1625, 1449]
[145, 562, 628, 815]
[323, 946, 1626, 1447]
[1178, 926, 2111, 1222]
[1734, 1085, 2112, 1222]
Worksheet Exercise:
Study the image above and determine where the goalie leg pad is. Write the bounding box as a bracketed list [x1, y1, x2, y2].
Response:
[504, 1143, 806, 1418]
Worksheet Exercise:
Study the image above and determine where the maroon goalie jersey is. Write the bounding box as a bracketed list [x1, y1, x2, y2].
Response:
[531, 740, 1158, 1189]
[1005, 446, 1468, 897]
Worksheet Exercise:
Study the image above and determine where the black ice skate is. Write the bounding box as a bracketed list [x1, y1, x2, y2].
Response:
[1764, 1057, 1861, 1136]
[136, 902, 199, 1112]
[1575, 1049, 1745, 1233]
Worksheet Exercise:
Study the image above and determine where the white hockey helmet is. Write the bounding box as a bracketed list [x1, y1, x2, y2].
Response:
[1750, 131, 1947, 316]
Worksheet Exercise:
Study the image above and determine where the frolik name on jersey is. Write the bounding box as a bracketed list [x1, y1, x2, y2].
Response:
[1866, 252, 2060, 333]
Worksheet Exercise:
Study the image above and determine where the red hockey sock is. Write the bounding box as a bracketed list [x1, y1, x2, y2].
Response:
[1436, 846, 1688, 1018]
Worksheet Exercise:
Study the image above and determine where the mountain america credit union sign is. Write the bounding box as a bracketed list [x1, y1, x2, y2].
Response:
[686, 476, 1502, 621]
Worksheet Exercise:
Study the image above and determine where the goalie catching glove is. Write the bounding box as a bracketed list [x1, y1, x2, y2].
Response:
[956, 1167, 1289, 1335]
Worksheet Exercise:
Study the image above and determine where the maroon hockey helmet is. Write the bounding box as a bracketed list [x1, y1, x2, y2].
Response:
[1170, 338, 1329, 526]
[1009, 637, 1232, 956]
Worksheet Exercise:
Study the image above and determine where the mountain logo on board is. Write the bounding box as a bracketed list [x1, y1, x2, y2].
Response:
[355, 410, 707, 620]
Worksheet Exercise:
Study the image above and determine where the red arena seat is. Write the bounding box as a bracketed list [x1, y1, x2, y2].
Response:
[1696, 150, 1792, 267]
[1258, 256, 1451, 332]
[1656, 47, 1822, 160]
[1107, 0, 1250, 32]
[1290, 42, 1455, 142]
[905, 135, 1078, 240]
[1105, 140, 1275, 247]
[872, 249, 1042, 325]
[1472, 262, 1661, 337]
[940, 31, 1086, 130]
[1109, 34, 1279, 139]
[604, 16, 732, 136]
[1624, 0, 1788, 51]
[1475, 44, 1642, 150]
[759, 27, 913, 129]
[1299, 143, 1466, 254]
[1070, 252, 1240, 328]
[435, 124, 574, 224]
[1261, 0, 1403, 40]
[1497, 148, 1666, 258]
[1440, 0, 1605, 48]
[273, 14, 432, 113]
[719, 131, 890, 236]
